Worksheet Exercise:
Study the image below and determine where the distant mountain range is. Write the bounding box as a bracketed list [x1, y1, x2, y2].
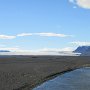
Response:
[0, 50, 10, 52]
[74, 46, 90, 56]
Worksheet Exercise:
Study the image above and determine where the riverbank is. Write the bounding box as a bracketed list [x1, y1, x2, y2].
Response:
[0, 56, 90, 90]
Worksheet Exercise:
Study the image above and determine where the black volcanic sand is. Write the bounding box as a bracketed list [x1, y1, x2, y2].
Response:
[0, 56, 90, 90]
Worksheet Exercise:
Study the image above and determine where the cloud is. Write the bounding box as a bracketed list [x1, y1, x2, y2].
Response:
[17, 32, 73, 38]
[0, 47, 19, 51]
[0, 46, 31, 52]
[0, 47, 73, 52]
[0, 47, 76, 55]
[17, 33, 33, 37]
[0, 32, 73, 40]
[69, 0, 90, 9]
[69, 0, 75, 3]
[76, 0, 90, 9]
[70, 41, 90, 46]
[35, 33, 72, 37]
[60, 47, 74, 51]
[0, 35, 16, 39]
[38, 47, 74, 52]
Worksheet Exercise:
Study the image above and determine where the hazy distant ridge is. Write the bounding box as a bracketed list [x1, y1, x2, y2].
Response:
[0, 50, 10, 52]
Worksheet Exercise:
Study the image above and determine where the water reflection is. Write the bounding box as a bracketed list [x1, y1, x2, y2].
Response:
[33, 67, 90, 90]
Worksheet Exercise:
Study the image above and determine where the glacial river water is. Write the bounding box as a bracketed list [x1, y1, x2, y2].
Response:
[33, 67, 90, 90]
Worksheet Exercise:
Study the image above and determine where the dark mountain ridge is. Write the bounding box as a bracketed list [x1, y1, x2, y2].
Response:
[74, 46, 90, 56]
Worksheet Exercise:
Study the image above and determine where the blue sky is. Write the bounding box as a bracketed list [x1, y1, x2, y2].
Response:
[0, 0, 90, 52]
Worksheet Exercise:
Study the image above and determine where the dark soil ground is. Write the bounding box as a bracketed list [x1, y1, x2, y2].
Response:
[0, 56, 90, 90]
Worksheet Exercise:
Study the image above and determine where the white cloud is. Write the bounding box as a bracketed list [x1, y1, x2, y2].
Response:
[0, 47, 73, 52]
[0, 47, 31, 52]
[76, 0, 90, 9]
[17, 32, 73, 37]
[17, 33, 33, 37]
[0, 32, 72, 40]
[0, 35, 16, 39]
[0, 46, 76, 55]
[60, 47, 74, 51]
[2, 47, 73, 52]
[69, 0, 75, 3]
[69, 0, 90, 9]
[38, 47, 74, 52]
[35, 33, 72, 37]
[70, 41, 90, 46]
[0, 47, 19, 51]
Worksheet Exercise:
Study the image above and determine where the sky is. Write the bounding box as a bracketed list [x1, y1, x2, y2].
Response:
[0, 0, 90, 52]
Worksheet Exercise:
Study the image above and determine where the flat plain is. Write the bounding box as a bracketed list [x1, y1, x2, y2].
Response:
[0, 55, 90, 90]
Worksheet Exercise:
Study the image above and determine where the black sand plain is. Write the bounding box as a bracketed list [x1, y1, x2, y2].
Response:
[0, 55, 90, 90]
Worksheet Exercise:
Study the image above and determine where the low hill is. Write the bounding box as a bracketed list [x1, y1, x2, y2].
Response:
[0, 50, 10, 52]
